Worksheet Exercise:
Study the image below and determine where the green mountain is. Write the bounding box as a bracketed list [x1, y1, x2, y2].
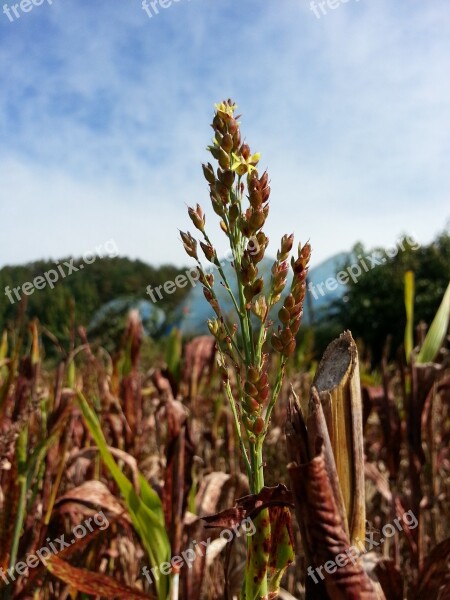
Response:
[0, 257, 190, 344]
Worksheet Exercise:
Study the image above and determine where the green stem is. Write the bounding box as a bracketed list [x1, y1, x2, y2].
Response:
[223, 376, 252, 481]
[255, 298, 272, 364]
[242, 439, 269, 600]
[6, 426, 28, 600]
[197, 261, 244, 363]
[203, 230, 242, 320]
[237, 281, 253, 364]
[264, 358, 287, 427]
[225, 183, 254, 366]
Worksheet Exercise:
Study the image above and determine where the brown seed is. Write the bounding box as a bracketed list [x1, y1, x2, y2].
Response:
[247, 366, 259, 383]
[253, 417, 265, 435]
[290, 303, 303, 319]
[233, 129, 241, 150]
[212, 115, 224, 130]
[241, 143, 251, 159]
[282, 339, 296, 356]
[253, 278, 264, 295]
[291, 318, 301, 335]
[279, 309, 290, 326]
[258, 385, 270, 403]
[244, 396, 260, 414]
[202, 162, 216, 185]
[218, 146, 230, 170]
[220, 169, 235, 188]
[261, 185, 271, 203]
[249, 189, 263, 209]
[284, 294, 295, 310]
[249, 208, 265, 230]
[245, 381, 259, 398]
[221, 133, 233, 152]
[200, 241, 215, 263]
[271, 334, 283, 353]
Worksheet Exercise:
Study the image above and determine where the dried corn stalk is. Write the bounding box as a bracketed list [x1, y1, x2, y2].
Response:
[286, 331, 383, 600]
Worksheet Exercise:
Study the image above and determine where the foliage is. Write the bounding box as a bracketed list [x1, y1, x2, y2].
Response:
[77, 391, 171, 600]
[0, 258, 190, 351]
[335, 231, 450, 361]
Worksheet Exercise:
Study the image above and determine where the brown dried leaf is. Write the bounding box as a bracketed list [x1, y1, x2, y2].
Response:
[182, 335, 216, 399]
[364, 463, 392, 503]
[409, 362, 443, 466]
[55, 480, 128, 519]
[47, 554, 153, 599]
[362, 385, 401, 479]
[187, 472, 249, 600]
[373, 559, 403, 600]
[287, 442, 380, 600]
[66, 446, 141, 492]
[201, 484, 294, 529]
[413, 537, 450, 600]
[21, 515, 122, 595]
[162, 397, 194, 557]
[202, 506, 246, 530]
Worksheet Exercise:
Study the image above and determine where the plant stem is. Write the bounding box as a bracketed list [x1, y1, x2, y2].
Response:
[242, 439, 269, 600]
[6, 426, 28, 600]
[265, 358, 287, 427]
[223, 376, 252, 481]
[197, 260, 245, 363]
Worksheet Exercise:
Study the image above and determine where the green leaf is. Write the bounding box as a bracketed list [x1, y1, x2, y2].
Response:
[77, 392, 171, 600]
[417, 281, 450, 364]
[165, 327, 182, 382]
[404, 270, 415, 364]
[267, 507, 295, 597]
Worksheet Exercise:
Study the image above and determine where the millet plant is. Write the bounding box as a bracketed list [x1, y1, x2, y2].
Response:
[181, 100, 310, 599]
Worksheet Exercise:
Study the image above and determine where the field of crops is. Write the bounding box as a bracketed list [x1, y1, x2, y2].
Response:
[1, 101, 449, 600]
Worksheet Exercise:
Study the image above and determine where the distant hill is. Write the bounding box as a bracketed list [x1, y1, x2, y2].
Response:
[305, 251, 351, 321]
[0, 257, 190, 344]
[0, 252, 351, 346]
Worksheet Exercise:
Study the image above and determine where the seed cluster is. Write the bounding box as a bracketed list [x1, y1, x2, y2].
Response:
[271, 242, 311, 357]
[180, 100, 311, 438]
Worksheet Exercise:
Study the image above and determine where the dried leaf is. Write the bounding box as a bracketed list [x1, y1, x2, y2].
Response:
[287, 440, 380, 600]
[267, 506, 295, 598]
[413, 537, 450, 600]
[182, 335, 216, 399]
[47, 554, 153, 599]
[162, 397, 194, 557]
[201, 484, 294, 529]
[55, 480, 129, 521]
[374, 559, 403, 600]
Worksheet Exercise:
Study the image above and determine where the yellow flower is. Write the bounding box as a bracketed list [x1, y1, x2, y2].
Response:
[231, 152, 261, 176]
[214, 101, 237, 120]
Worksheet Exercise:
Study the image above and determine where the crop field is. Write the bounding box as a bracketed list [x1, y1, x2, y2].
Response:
[1, 100, 450, 600]
[1, 3, 450, 599]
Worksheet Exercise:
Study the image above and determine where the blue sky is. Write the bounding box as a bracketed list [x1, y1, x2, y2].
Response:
[0, 0, 449, 269]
